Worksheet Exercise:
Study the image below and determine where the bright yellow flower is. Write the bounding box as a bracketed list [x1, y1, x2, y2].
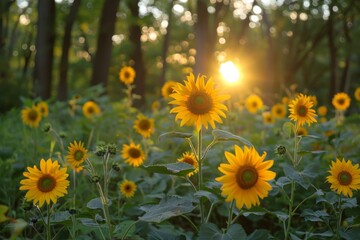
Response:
[66, 141, 88, 169]
[355, 87, 360, 101]
[332, 92, 351, 111]
[122, 142, 145, 167]
[262, 111, 274, 124]
[161, 81, 177, 100]
[119, 66, 136, 85]
[21, 105, 42, 128]
[317, 106, 327, 117]
[326, 158, 360, 197]
[309, 95, 318, 106]
[82, 101, 101, 118]
[271, 103, 286, 119]
[216, 146, 276, 209]
[19, 159, 69, 207]
[119, 179, 137, 198]
[245, 94, 263, 114]
[133, 114, 155, 138]
[296, 127, 308, 136]
[177, 152, 199, 177]
[169, 73, 230, 131]
[288, 94, 317, 126]
[36, 101, 49, 117]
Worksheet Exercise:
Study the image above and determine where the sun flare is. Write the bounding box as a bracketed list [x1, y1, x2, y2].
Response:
[219, 61, 240, 84]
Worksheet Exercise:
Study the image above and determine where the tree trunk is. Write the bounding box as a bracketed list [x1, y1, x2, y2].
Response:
[58, 0, 81, 101]
[90, 0, 120, 87]
[34, 0, 55, 100]
[327, 4, 337, 102]
[128, 0, 146, 107]
[159, 0, 174, 87]
[194, 0, 209, 76]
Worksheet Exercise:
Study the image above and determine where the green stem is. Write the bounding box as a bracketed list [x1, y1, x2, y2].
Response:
[285, 180, 295, 240]
[46, 204, 51, 240]
[181, 215, 199, 232]
[96, 182, 112, 239]
[292, 192, 317, 215]
[205, 202, 216, 223]
[121, 220, 139, 240]
[197, 129, 205, 223]
[336, 196, 343, 240]
[227, 200, 235, 230]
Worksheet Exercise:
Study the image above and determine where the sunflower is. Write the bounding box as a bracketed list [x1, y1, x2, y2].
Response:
[122, 142, 145, 167]
[177, 152, 199, 177]
[36, 101, 49, 117]
[21, 105, 42, 128]
[271, 103, 286, 119]
[262, 111, 274, 124]
[317, 106, 327, 117]
[332, 92, 351, 111]
[151, 101, 160, 113]
[119, 66, 136, 85]
[282, 96, 289, 105]
[355, 87, 360, 101]
[19, 159, 70, 207]
[119, 179, 137, 198]
[296, 127, 308, 136]
[66, 141, 88, 169]
[245, 94, 263, 114]
[169, 73, 230, 131]
[309, 95, 318, 106]
[82, 101, 101, 118]
[161, 81, 177, 100]
[288, 94, 317, 126]
[133, 114, 155, 138]
[326, 158, 360, 197]
[216, 146, 276, 209]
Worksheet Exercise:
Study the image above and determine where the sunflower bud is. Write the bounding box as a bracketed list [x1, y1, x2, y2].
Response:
[91, 175, 101, 183]
[112, 163, 121, 172]
[95, 143, 107, 157]
[59, 131, 67, 139]
[42, 122, 52, 133]
[107, 143, 117, 155]
[275, 145, 287, 156]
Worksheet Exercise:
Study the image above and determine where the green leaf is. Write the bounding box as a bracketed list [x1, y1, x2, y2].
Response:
[78, 218, 100, 227]
[113, 220, 136, 238]
[246, 229, 270, 240]
[241, 206, 270, 217]
[0, 205, 10, 223]
[194, 190, 219, 203]
[282, 164, 310, 189]
[301, 134, 321, 139]
[316, 191, 338, 205]
[199, 223, 246, 240]
[342, 197, 357, 209]
[50, 211, 71, 223]
[212, 129, 253, 147]
[274, 211, 288, 222]
[139, 196, 196, 223]
[87, 197, 112, 210]
[300, 209, 329, 222]
[297, 150, 326, 156]
[9, 218, 28, 240]
[276, 176, 291, 188]
[159, 132, 193, 142]
[143, 162, 195, 176]
[282, 122, 294, 138]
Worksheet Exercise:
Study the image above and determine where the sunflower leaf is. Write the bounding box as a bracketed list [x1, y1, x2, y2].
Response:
[198, 223, 246, 240]
[86, 197, 112, 210]
[142, 162, 194, 176]
[212, 129, 253, 147]
[0, 205, 10, 223]
[158, 132, 193, 142]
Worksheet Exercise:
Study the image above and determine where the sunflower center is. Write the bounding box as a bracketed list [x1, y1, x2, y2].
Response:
[187, 92, 213, 115]
[297, 105, 308, 117]
[183, 156, 195, 166]
[129, 147, 141, 158]
[337, 98, 345, 105]
[87, 107, 94, 114]
[124, 71, 130, 79]
[37, 175, 56, 193]
[74, 150, 84, 161]
[125, 184, 132, 192]
[139, 119, 150, 130]
[276, 108, 283, 115]
[28, 109, 39, 121]
[236, 166, 258, 189]
[167, 87, 174, 95]
[252, 102, 258, 108]
[338, 171, 352, 185]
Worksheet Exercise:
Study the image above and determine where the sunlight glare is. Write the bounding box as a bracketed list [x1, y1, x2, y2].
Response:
[219, 61, 240, 84]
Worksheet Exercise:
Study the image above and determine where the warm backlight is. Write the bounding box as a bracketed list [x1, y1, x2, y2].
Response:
[219, 61, 240, 84]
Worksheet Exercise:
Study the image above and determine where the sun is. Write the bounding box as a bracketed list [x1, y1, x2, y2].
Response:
[133, 114, 155, 138]
[19, 159, 70, 207]
[219, 61, 240, 84]
[216, 146, 276, 209]
[177, 152, 199, 177]
[119, 179, 137, 198]
[66, 140, 88, 169]
[169, 73, 230, 131]
[122, 142, 145, 167]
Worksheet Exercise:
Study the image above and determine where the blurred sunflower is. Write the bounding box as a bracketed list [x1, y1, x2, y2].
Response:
[332, 92, 351, 111]
[119, 179, 137, 198]
[169, 73, 230, 131]
[66, 141, 88, 169]
[326, 158, 360, 197]
[245, 94, 263, 114]
[262, 111, 274, 124]
[82, 101, 101, 118]
[21, 105, 42, 128]
[309, 95, 318, 106]
[296, 127, 308, 136]
[177, 152, 198, 177]
[355, 87, 360, 101]
[133, 114, 155, 138]
[122, 142, 145, 167]
[317, 106, 327, 117]
[151, 100, 160, 113]
[19, 159, 69, 207]
[271, 103, 286, 119]
[119, 66, 136, 85]
[161, 81, 177, 100]
[288, 94, 317, 126]
[36, 101, 49, 117]
[281, 96, 289, 105]
[216, 146, 276, 209]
